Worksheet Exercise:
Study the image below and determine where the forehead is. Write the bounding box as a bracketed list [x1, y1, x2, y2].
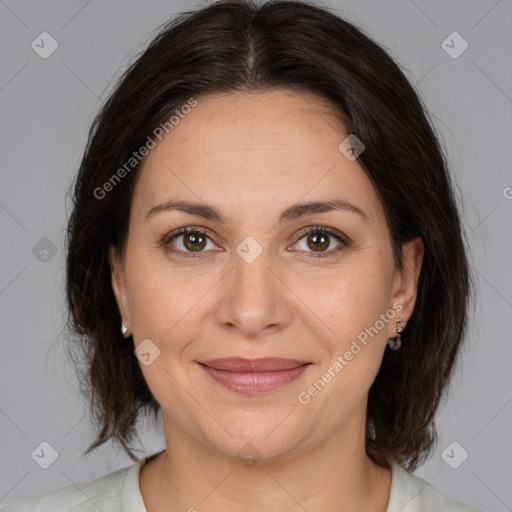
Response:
[132, 90, 383, 229]
[169, 89, 349, 153]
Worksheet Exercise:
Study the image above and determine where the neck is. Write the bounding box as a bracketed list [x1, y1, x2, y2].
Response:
[139, 413, 392, 512]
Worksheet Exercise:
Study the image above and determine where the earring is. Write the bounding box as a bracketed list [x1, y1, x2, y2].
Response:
[387, 318, 405, 351]
[121, 318, 129, 337]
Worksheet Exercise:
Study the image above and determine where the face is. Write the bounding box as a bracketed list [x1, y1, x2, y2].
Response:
[111, 89, 423, 461]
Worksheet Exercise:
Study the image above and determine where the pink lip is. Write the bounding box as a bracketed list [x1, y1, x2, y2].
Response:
[200, 357, 308, 372]
[198, 358, 311, 394]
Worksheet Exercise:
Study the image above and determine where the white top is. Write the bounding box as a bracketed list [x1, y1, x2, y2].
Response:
[1, 452, 482, 511]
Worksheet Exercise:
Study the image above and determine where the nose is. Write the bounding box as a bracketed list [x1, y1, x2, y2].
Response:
[215, 247, 292, 338]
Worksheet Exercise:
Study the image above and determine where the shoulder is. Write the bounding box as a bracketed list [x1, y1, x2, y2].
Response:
[388, 461, 483, 512]
[0, 462, 141, 512]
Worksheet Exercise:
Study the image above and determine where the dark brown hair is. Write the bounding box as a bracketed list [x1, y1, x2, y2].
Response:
[66, 0, 474, 471]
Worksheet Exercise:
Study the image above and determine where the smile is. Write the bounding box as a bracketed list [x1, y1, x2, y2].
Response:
[198, 358, 312, 394]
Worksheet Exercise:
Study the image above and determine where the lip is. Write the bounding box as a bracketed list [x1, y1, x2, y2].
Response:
[198, 358, 311, 394]
[200, 357, 308, 372]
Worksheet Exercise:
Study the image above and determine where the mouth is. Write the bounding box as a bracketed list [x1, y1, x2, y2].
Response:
[198, 357, 312, 394]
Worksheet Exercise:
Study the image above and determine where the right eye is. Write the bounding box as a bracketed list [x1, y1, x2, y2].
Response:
[163, 227, 220, 257]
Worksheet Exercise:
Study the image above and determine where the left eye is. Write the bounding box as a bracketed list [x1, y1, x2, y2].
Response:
[292, 228, 347, 255]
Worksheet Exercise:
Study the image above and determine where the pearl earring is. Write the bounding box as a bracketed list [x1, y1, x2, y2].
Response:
[387, 318, 405, 351]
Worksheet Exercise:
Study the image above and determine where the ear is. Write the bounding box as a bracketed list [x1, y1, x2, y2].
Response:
[390, 237, 424, 332]
[109, 245, 130, 324]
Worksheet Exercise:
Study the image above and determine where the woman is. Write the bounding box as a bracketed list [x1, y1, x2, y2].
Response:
[3, 0, 481, 510]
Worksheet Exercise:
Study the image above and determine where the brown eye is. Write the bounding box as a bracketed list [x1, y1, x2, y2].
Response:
[291, 226, 348, 257]
[165, 228, 217, 255]
[307, 232, 330, 252]
[183, 232, 207, 251]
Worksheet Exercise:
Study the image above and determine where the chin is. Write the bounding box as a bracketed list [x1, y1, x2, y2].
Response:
[195, 413, 309, 464]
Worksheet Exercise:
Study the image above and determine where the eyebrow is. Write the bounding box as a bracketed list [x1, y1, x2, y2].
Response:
[145, 198, 369, 225]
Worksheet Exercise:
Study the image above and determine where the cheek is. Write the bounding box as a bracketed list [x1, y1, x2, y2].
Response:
[125, 251, 219, 345]
[293, 253, 393, 343]
[124, 258, 211, 410]
[292, 257, 394, 407]
[295, 260, 393, 415]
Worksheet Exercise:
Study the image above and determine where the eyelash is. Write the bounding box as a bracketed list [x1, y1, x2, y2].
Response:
[295, 226, 349, 257]
[162, 225, 349, 259]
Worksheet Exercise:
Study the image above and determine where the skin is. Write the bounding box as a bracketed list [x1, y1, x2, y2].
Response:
[110, 89, 424, 511]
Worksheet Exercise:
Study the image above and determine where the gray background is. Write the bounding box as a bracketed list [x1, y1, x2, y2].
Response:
[1, 0, 511, 510]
